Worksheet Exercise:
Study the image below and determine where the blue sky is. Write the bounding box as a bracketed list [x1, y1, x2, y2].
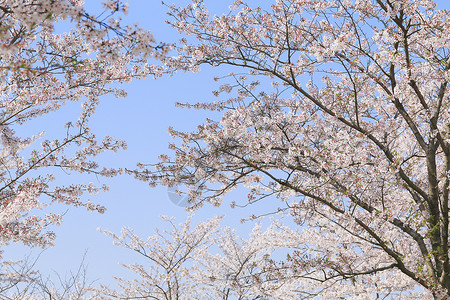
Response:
[5, 0, 450, 291]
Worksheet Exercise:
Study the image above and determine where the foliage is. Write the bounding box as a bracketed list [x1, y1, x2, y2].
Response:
[128, 0, 450, 298]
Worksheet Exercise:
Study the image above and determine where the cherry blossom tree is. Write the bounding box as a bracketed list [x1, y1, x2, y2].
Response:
[98, 216, 223, 299]
[130, 0, 450, 298]
[0, 0, 166, 249]
[98, 216, 319, 300]
[102, 216, 430, 299]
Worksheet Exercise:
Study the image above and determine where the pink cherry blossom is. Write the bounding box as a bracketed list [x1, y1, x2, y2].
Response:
[129, 0, 450, 297]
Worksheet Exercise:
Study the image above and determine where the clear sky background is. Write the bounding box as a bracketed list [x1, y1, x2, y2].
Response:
[4, 0, 450, 291]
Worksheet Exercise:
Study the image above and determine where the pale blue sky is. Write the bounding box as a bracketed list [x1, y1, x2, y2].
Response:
[5, 0, 450, 291]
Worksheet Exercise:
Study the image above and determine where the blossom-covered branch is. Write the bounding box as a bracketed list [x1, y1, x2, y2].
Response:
[0, 0, 168, 248]
[133, 0, 450, 297]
